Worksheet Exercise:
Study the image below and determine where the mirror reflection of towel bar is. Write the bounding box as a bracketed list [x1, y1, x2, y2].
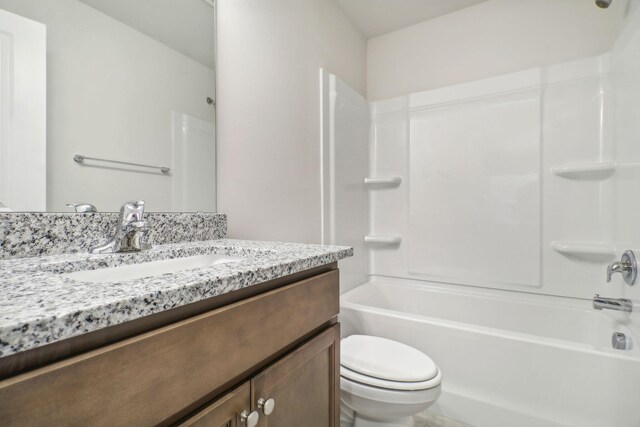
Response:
[364, 235, 402, 244]
[73, 154, 170, 174]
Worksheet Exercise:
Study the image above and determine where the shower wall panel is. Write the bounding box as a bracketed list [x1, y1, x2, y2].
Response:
[320, 70, 370, 293]
[611, 4, 640, 304]
[370, 56, 614, 298]
[408, 89, 542, 289]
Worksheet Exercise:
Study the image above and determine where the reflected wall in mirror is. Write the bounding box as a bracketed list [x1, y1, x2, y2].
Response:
[0, 0, 216, 212]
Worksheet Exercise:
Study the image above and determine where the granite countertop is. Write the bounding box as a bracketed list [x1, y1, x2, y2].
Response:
[0, 239, 352, 357]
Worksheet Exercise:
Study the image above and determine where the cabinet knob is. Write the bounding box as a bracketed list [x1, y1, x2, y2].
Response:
[257, 397, 275, 415]
[240, 410, 259, 427]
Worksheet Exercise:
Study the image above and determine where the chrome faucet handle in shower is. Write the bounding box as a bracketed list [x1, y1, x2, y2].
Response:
[607, 262, 632, 282]
[606, 250, 637, 285]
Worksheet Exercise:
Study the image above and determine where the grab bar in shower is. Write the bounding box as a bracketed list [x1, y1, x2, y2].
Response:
[73, 154, 170, 174]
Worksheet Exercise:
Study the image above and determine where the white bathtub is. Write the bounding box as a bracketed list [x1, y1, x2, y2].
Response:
[340, 277, 640, 427]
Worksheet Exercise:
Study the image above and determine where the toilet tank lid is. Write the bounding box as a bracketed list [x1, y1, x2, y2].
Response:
[341, 335, 438, 382]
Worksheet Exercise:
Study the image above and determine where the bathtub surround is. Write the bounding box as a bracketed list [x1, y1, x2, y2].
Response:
[323, 3, 640, 425]
[364, 52, 633, 301]
[0, 238, 352, 356]
[364, 3, 640, 303]
[320, 70, 370, 293]
[0, 212, 226, 259]
[324, 54, 615, 298]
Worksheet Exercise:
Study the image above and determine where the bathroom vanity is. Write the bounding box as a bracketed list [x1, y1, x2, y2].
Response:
[1, 267, 340, 426]
[0, 213, 352, 427]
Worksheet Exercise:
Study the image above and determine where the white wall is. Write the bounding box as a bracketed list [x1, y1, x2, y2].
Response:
[367, 0, 628, 101]
[0, 0, 215, 212]
[216, 0, 366, 243]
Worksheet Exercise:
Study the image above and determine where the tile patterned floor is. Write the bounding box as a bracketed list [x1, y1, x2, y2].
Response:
[414, 411, 472, 427]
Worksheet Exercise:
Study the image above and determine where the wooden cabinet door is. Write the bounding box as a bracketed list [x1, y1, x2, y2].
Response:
[250, 325, 340, 427]
[179, 382, 252, 427]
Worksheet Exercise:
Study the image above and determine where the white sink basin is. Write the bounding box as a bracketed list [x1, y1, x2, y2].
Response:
[62, 254, 245, 283]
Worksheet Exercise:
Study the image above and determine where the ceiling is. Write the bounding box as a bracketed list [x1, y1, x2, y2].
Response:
[79, 0, 215, 69]
[335, 0, 488, 38]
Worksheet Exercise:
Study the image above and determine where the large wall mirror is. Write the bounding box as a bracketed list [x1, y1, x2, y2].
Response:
[0, 0, 216, 213]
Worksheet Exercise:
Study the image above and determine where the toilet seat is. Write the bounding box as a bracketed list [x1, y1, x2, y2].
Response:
[341, 365, 442, 391]
[340, 335, 441, 391]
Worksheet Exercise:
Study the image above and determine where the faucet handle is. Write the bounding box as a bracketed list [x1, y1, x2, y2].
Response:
[119, 200, 145, 224]
[606, 250, 637, 286]
[119, 220, 150, 252]
[607, 262, 628, 282]
[89, 201, 150, 254]
[122, 220, 148, 232]
[67, 203, 97, 213]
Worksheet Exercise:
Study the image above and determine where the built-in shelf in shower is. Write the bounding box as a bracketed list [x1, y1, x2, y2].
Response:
[550, 162, 616, 179]
[364, 176, 402, 187]
[364, 235, 402, 245]
[551, 241, 616, 259]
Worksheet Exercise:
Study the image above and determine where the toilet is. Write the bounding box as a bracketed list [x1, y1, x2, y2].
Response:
[340, 335, 442, 427]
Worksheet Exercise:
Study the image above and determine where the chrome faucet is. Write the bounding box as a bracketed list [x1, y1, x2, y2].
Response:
[67, 203, 97, 213]
[606, 250, 637, 285]
[90, 201, 151, 254]
[593, 294, 633, 313]
[607, 261, 632, 282]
